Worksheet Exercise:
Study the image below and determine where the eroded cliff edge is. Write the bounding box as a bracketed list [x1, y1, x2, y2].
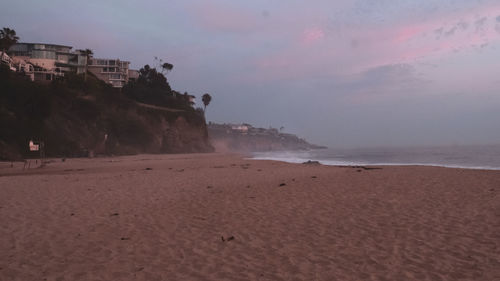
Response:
[0, 67, 213, 160]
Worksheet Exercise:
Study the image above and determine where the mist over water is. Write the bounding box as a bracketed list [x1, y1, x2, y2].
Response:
[252, 144, 500, 170]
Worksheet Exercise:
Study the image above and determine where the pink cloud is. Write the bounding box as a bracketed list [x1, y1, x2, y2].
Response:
[301, 27, 325, 44]
[393, 24, 429, 43]
[248, 3, 500, 83]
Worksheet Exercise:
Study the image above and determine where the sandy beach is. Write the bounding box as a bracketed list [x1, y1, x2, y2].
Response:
[1, 153, 499, 281]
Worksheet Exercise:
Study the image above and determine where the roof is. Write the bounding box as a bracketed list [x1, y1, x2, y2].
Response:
[90, 57, 130, 64]
[14, 42, 73, 49]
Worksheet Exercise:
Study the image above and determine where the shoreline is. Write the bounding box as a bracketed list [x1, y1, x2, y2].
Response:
[2, 150, 500, 174]
[250, 156, 500, 171]
[1, 153, 499, 280]
[251, 148, 500, 171]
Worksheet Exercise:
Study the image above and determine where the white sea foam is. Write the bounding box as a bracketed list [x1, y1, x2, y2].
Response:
[250, 146, 500, 171]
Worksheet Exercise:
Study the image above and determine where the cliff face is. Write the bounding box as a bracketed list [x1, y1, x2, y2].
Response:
[208, 123, 325, 152]
[0, 67, 213, 160]
[40, 104, 213, 158]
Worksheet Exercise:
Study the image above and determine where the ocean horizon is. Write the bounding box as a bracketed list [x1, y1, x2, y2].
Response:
[251, 144, 500, 170]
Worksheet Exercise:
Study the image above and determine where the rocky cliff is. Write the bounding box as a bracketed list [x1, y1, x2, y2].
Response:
[208, 123, 326, 152]
[0, 66, 213, 160]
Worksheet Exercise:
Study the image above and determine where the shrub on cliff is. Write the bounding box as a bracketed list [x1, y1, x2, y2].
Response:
[122, 64, 194, 110]
[122, 65, 171, 106]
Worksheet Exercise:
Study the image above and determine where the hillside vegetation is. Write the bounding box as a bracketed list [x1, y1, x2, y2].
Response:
[0, 65, 213, 160]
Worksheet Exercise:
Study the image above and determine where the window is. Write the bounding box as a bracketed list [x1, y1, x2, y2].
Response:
[110, 74, 121, 79]
[32, 50, 56, 59]
[108, 60, 116, 66]
[9, 44, 28, 52]
[57, 54, 68, 62]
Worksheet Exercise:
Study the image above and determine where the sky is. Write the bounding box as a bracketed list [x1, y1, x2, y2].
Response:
[2, 0, 500, 148]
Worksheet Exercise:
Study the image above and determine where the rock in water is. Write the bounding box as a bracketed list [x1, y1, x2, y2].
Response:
[302, 160, 320, 165]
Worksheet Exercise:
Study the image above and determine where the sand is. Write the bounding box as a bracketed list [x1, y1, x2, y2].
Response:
[1, 153, 499, 281]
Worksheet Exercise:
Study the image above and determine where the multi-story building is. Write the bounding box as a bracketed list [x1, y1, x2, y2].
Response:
[128, 69, 139, 83]
[87, 58, 130, 88]
[7, 43, 86, 82]
[7, 43, 138, 87]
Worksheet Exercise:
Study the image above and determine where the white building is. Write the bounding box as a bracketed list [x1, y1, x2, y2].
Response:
[8, 42, 86, 82]
[88, 58, 130, 88]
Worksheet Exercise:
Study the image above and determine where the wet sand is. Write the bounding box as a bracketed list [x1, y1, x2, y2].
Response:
[1, 153, 499, 280]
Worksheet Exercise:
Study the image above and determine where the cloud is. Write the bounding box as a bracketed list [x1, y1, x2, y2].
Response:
[335, 64, 428, 103]
[440, 21, 469, 38]
[189, 2, 260, 34]
[457, 21, 469, 31]
[249, 3, 500, 83]
[393, 25, 428, 43]
[434, 27, 444, 39]
[474, 16, 488, 32]
[301, 28, 325, 44]
[444, 26, 457, 37]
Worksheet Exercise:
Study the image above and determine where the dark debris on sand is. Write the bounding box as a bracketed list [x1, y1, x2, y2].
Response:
[302, 160, 321, 165]
[337, 166, 382, 170]
[221, 236, 235, 242]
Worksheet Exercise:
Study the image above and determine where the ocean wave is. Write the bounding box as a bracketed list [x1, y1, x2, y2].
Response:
[249, 149, 500, 171]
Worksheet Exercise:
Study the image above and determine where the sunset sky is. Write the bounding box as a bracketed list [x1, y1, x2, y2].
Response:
[2, 0, 500, 147]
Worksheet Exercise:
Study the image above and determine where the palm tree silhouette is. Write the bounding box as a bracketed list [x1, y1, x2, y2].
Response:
[0, 27, 20, 62]
[202, 93, 212, 112]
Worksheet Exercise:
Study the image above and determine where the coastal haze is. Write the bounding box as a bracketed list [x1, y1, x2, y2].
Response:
[2, 0, 500, 148]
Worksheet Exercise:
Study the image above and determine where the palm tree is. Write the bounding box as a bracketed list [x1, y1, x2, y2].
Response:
[161, 62, 173, 74]
[0, 27, 19, 62]
[202, 93, 212, 112]
[154, 56, 174, 75]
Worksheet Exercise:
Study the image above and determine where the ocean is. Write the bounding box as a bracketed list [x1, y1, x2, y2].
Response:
[252, 145, 500, 170]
